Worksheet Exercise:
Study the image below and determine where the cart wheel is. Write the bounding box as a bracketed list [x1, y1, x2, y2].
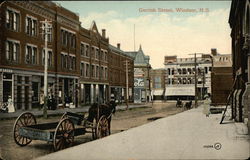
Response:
[13, 112, 37, 146]
[60, 112, 68, 120]
[53, 118, 74, 151]
[92, 118, 97, 140]
[96, 116, 110, 139]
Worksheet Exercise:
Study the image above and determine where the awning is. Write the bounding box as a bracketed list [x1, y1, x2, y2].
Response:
[152, 89, 164, 96]
[165, 86, 195, 96]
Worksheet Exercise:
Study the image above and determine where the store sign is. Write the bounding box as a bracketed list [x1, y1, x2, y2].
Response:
[134, 68, 144, 77]
[134, 78, 144, 87]
[0, 68, 13, 73]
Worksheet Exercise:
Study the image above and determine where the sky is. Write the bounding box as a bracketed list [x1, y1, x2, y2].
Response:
[57, 1, 232, 69]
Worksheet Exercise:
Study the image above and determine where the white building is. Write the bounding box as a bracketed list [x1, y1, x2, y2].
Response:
[164, 55, 212, 100]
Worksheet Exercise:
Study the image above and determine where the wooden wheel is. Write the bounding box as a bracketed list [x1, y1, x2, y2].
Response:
[53, 118, 74, 151]
[13, 112, 37, 146]
[60, 112, 68, 120]
[92, 118, 97, 140]
[96, 116, 110, 139]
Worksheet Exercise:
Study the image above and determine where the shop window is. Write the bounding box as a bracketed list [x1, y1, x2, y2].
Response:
[32, 82, 39, 102]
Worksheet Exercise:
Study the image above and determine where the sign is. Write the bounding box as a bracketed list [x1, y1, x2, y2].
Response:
[134, 78, 144, 87]
[0, 68, 13, 73]
[134, 68, 144, 77]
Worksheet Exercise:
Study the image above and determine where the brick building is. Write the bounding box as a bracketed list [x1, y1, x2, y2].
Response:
[0, 1, 134, 110]
[210, 48, 233, 105]
[229, 0, 250, 132]
[150, 68, 165, 100]
[109, 44, 134, 103]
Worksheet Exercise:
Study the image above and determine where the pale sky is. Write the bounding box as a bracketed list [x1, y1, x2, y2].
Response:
[57, 1, 231, 69]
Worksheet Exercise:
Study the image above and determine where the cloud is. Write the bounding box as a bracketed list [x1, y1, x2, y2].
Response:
[79, 8, 231, 69]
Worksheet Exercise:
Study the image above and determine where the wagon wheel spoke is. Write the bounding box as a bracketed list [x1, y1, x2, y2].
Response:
[54, 119, 74, 151]
[13, 112, 36, 146]
[97, 116, 110, 139]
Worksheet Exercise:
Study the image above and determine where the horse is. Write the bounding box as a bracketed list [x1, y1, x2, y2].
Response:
[87, 101, 117, 135]
[185, 101, 192, 110]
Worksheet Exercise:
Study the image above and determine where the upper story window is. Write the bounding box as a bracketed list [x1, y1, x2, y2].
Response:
[42, 49, 53, 67]
[86, 63, 90, 77]
[60, 28, 76, 48]
[80, 62, 85, 77]
[6, 8, 20, 32]
[95, 48, 99, 60]
[80, 43, 90, 57]
[5, 39, 20, 63]
[104, 50, 108, 62]
[26, 44, 38, 65]
[26, 16, 37, 36]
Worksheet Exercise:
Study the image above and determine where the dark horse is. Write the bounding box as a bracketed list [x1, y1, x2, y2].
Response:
[87, 101, 117, 135]
[185, 101, 192, 110]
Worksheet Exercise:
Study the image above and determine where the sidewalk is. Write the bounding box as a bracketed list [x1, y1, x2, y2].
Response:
[36, 106, 249, 160]
[0, 103, 151, 120]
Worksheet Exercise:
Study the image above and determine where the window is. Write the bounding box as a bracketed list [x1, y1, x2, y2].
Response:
[96, 65, 99, 78]
[100, 67, 104, 79]
[6, 8, 20, 31]
[42, 49, 53, 67]
[26, 45, 37, 64]
[92, 47, 95, 59]
[80, 62, 84, 77]
[5, 40, 19, 62]
[61, 53, 67, 69]
[60, 29, 76, 48]
[85, 45, 89, 57]
[80, 43, 85, 56]
[104, 67, 108, 79]
[26, 16, 37, 36]
[42, 23, 52, 42]
[96, 48, 99, 60]
[86, 64, 90, 77]
[154, 77, 161, 89]
[91, 65, 95, 78]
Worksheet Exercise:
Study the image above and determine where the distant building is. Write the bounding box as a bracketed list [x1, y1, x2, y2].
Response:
[150, 69, 165, 100]
[229, 0, 250, 133]
[210, 48, 233, 105]
[164, 55, 212, 100]
[109, 43, 134, 103]
[125, 45, 151, 103]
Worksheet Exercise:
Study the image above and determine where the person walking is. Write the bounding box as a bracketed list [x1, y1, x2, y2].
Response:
[7, 96, 15, 113]
[203, 95, 211, 117]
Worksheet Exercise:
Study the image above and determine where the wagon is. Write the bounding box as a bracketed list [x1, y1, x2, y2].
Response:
[13, 111, 111, 151]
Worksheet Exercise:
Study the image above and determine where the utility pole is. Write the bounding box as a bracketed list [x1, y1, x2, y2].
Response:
[189, 53, 203, 108]
[124, 60, 129, 109]
[194, 53, 197, 108]
[41, 19, 52, 119]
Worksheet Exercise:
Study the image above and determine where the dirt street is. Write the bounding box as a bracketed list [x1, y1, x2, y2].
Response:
[0, 102, 184, 160]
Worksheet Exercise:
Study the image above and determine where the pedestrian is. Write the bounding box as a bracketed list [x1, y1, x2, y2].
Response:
[7, 96, 15, 113]
[40, 90, 45, 109]
[203, 95, 211, 117]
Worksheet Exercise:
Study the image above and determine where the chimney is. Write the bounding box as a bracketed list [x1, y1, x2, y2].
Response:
[211, 48, 217, 56]
[102, 29, 106, 38]
[117, 43, 120, 49]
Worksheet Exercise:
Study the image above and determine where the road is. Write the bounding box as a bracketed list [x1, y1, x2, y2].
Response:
[0, 101, 184, 160]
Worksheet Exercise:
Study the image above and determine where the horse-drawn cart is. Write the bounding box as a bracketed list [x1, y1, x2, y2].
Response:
[13, 104, 113, 151]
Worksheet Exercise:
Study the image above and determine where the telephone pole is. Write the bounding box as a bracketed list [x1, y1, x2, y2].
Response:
[124, 60, 129, 109]
[40, 19, 52, 118]
[189, 53, 203, 108]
